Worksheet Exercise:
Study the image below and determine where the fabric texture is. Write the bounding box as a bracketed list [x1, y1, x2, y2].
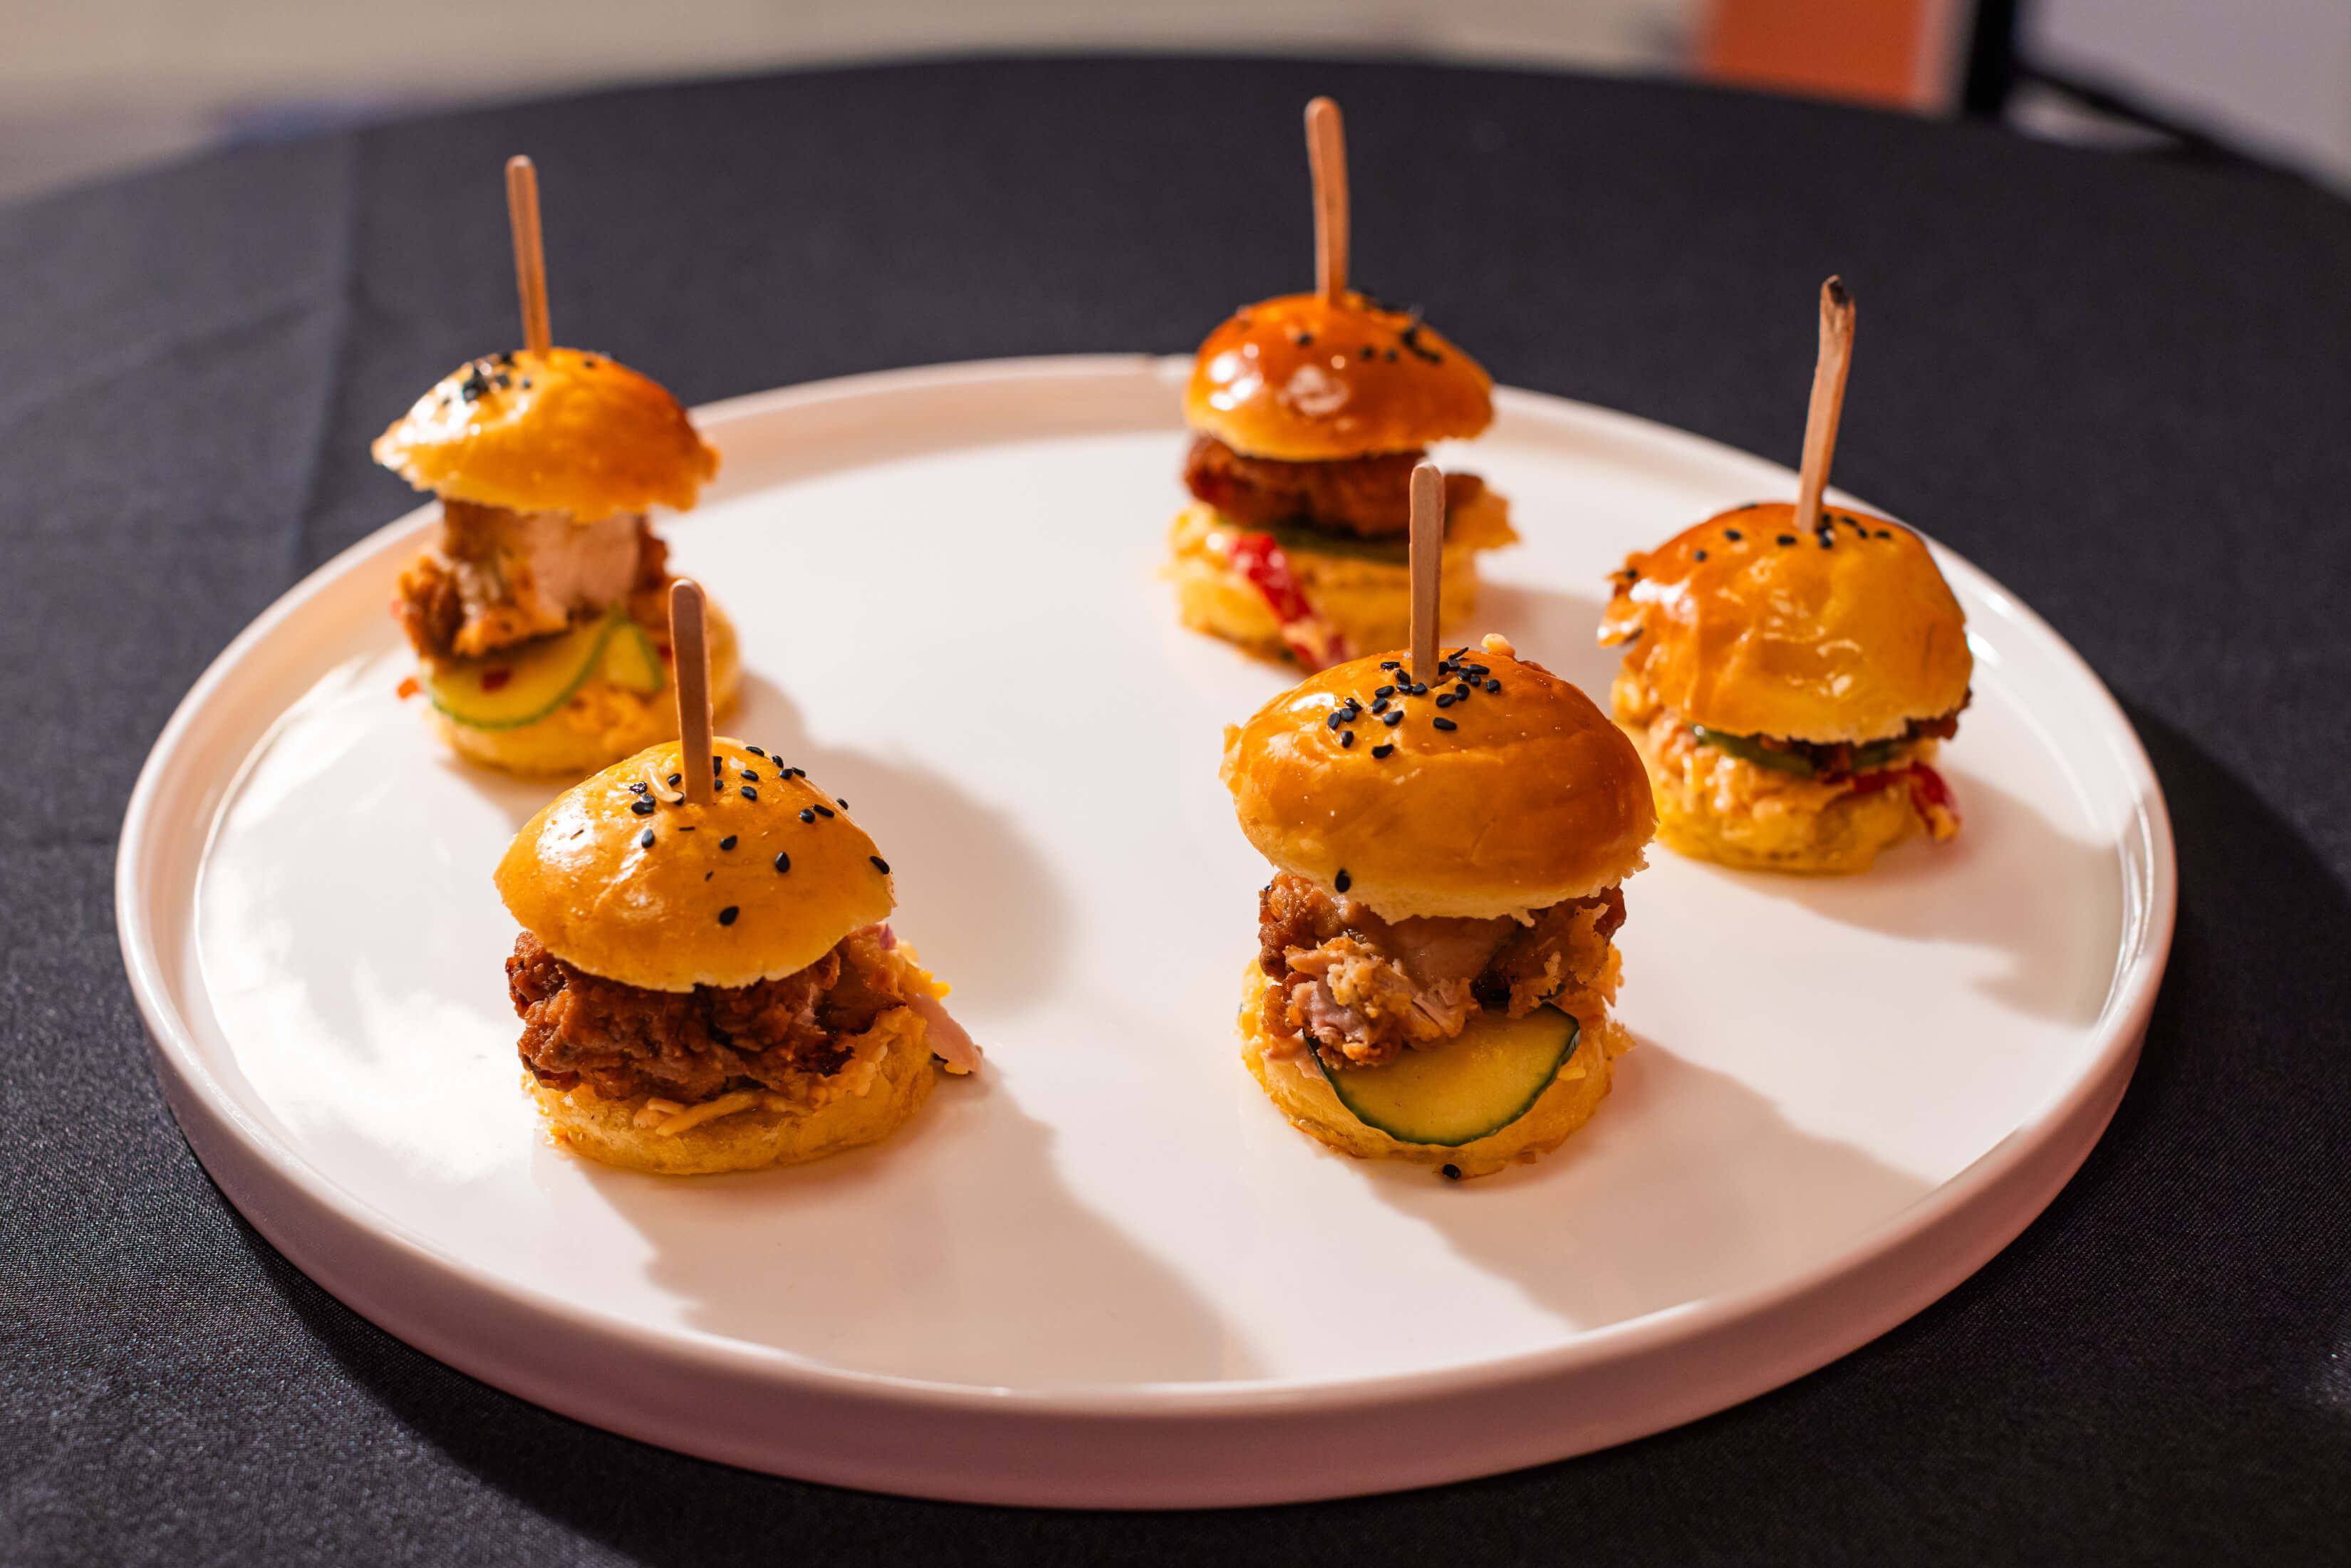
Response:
[4, 56, 2350, 1564]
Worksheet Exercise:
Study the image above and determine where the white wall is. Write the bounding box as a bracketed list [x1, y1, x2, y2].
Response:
[2027, 0, 2351, 187]
[0, 0, 1697, 199]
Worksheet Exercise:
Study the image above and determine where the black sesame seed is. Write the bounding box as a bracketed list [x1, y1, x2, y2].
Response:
[799, 809, 815, 824]
[1411, 683, 1428, 697]
[1694, 549, 1708, 562]
[837, 799, 848, 809]
[1375, 685, 1396, 699]
[773, 852, 791, 873]
[870, 856, 891, 873]
[1433, 716, 1458, 731]
[1335, 868, 1352, 893]
[814, 805, 834, 819]
[717, 905, 739, 926]
[1777, 534, 1797, 546]
[1485, 679, 1501, 693]
[741, 786, 758, 801]
[1382, 711, 1403, 727]
[1380, 660, 1401, 671]
[1371, 744, 1395, 759]
[638, 829, 655, 848]
[719, 835, 737, 851]
[742, 771, 759, 782]
[1877, 529, 1892, 539]
[1441, 1164, 1462, 1181]
[678, 826, 695, 832]
[1436, 694, 1455, 708]
[1454, 682, 1470, 697]
[630, 799, 655, 816]
[1327, 712, 1346, 730]
[1819, 533, 1834, 548]
[628, 781, 648, 794]
[1725, 529, 1743, 541]
[746, 746, 766, 757]
[1341, 731, 1356, 748]
[668, 774, 682, 787]
[1371, 697, 1389, 715]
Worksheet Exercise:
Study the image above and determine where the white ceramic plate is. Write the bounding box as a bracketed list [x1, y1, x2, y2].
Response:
[117, 356, 2174, 1507]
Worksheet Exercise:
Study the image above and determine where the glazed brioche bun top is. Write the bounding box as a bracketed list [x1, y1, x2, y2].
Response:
[1186, 292, 1493, 462]
[1222, 638, 1654, 920]
[1598, 502, 1971, 744]
[374, 347, 720, 521]
[494, 739, 893, 992]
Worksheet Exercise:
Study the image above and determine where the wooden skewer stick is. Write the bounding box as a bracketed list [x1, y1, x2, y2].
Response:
[670, 578, 714, 806]
[1409, 460, 1444, 682]
[1305, 97, 1349, 301]
[1793, 276, 1855, 535]
[506, 155, 551, 357]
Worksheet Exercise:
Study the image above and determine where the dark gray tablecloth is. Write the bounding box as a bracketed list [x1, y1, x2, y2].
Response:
[6, 55, 2350, 1564]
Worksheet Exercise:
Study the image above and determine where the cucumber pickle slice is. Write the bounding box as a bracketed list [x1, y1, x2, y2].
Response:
[427, 609, 664, 731]
[1315, 1006, 1580, 1147]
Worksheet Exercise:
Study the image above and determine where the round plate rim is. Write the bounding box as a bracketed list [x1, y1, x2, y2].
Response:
[113, 355, 2176, 1448]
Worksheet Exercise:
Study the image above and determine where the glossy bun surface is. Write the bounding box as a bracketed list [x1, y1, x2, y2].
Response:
[495, 737, 893, 991]
[1186, 293, 1492, 462]
[374, 347, 719, 521]
[1598, 502, 1972, 743]
[1222, 643, 1654, 920]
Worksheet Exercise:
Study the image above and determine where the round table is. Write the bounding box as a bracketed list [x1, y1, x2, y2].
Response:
[10, 56, 2351, 1563]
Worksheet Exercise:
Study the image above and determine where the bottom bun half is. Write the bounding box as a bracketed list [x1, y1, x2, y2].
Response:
[530, 1004, 937, 1176]
[1237, 965, 1629, 1179]
[1626, 722, 1924, 876]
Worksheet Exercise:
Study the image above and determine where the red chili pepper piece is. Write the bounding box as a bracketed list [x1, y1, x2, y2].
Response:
[1224, 531, 1349, 669]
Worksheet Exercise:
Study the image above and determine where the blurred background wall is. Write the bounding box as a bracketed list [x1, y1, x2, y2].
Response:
[3, 0, 2347, 202]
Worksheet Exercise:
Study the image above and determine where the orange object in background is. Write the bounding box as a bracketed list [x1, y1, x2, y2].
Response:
[1701, 0, 1963, 113]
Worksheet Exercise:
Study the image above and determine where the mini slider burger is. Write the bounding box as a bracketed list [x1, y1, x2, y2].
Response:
[494, 582, 978, 1175]
[376, 157, 737, 775]
[1599, 279, 1971, 875]
[1223, 466, 1652, 1177]
[1166, 98, 1515, 669]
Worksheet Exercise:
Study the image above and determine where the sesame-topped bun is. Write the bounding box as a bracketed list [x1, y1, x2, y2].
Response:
[1221, 638, 1654, 920]
[1598, 502, 1971, 744]
[494, 738, 893, 991]
[1187, 292, 1493, 462]
[373, 348, 720, 521]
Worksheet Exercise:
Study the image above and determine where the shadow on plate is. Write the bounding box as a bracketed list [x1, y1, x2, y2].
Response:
[1713, 766, 2121, 1027]
[730, 673, 1069, 1012]
[1347, 1037, 1934, 1329]
[1475, 579, 1615, 695]
[581, 1071, 1255, 1386]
